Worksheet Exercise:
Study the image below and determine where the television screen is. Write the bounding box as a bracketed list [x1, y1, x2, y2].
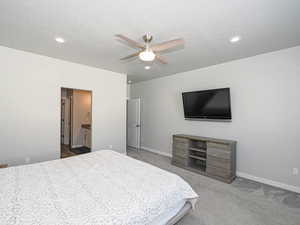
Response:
[182, 88, 231, 120]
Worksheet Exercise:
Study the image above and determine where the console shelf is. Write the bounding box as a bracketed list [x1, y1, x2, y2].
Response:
[172, 134, 236, 183]
[189, 147, 206, 153]
[189, 155, 206, 161]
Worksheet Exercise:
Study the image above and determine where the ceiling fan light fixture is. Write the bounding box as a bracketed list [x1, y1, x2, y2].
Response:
[116, 33, 184, 64]
[139, 50, 155, 61]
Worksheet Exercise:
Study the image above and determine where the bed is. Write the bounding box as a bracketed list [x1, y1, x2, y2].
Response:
[0, 150, 198, 225]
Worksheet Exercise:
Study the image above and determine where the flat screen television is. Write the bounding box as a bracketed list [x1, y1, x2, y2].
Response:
[182, 88, 231, 120]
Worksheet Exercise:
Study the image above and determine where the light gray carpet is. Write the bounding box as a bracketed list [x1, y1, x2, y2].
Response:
[127, 148, 300, 225]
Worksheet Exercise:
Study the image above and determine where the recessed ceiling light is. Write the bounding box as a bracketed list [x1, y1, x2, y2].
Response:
[55, 37, 65, 43]
[144, 66, 151, 70]
[230, 36, 241, 43]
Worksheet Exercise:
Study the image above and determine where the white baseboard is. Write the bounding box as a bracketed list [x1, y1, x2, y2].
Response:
[236, 172, 300, 194]
[141, 146, 300, 194]
[141, 146, 172, 157]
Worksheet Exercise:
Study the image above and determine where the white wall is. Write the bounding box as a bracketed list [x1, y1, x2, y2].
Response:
[131, 46, 300, 190]
[0, 46, 127, 166]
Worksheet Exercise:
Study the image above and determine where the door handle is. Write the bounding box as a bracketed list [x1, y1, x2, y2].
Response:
[136, 124, 140, 127]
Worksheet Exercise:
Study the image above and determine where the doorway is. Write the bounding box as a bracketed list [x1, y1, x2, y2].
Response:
[61, 88, 92, 158]
[127, 98, 141, 150]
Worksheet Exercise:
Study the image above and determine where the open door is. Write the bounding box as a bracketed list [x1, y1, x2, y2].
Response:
[61, 88, 92, 158]
[127, 98, 141, 150]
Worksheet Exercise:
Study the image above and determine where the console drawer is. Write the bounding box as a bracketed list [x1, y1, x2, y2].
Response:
[207, 155, 231, 170]
[206, 166, 232, 178]
[173, 137, 189, 144]
[172, 156, 188, 166]
[207, 147, 231, 160]
[172, 147, 188, 158]
[173, 141, 189, 150]
[207, 142, 230, 150]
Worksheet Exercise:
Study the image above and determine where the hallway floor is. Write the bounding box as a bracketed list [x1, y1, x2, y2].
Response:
[61, 144, 76, 158]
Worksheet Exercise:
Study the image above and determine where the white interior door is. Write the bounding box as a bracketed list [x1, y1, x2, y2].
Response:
[127, 98, 141, 149]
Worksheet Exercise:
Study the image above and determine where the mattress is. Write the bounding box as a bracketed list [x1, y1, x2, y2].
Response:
[150, 200, 186, 225]
[0, 150, 198, 225]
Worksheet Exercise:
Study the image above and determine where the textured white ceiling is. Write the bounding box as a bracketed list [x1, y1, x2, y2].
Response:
[0, 0, 300, 82]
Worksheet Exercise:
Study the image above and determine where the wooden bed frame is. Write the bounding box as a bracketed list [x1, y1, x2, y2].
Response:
[166, 202, 192, 225]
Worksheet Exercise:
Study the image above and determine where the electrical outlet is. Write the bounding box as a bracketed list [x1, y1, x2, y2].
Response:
[25, 157, 31, 164]
[292, 168, 299, 175]
[108, 145, 113, 149]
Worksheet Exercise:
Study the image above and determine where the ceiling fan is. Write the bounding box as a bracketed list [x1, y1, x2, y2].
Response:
[115, 34, 184, 64]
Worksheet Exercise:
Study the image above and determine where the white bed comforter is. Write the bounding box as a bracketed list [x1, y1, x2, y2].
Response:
[0, 150, 198, 225]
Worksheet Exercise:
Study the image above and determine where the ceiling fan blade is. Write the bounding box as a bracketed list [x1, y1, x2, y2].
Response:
[115, 34, 145, 49]
[156, 54, 168, 64]
[120, 51, 141, 60]
[151, 39, 184, 52]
